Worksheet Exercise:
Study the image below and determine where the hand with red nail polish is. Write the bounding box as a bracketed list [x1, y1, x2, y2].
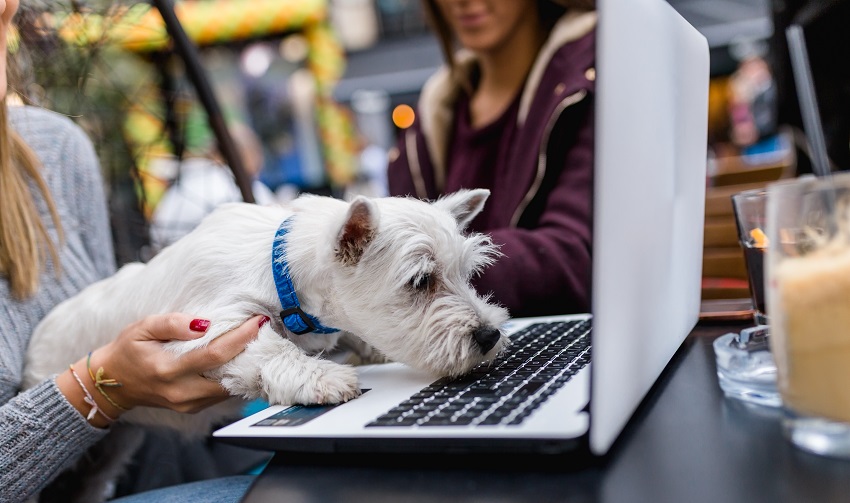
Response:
[73, 313, 264, 415]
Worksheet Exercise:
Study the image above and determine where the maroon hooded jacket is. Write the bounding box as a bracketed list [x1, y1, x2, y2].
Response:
[388, 11, 597, 318]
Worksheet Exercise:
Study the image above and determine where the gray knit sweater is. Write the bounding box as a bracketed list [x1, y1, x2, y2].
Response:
[0, 106, 116, 502]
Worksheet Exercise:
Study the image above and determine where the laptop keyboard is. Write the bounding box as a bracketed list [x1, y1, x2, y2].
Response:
[366, 319, 591, 428]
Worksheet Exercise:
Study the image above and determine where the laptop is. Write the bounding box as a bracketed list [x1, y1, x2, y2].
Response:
[214, 0, 709, 457]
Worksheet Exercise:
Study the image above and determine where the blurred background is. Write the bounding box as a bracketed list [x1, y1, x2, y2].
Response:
[10, 0, 848, 296]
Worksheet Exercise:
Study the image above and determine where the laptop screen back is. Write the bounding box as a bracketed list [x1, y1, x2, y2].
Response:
[590, 0, 709, 454]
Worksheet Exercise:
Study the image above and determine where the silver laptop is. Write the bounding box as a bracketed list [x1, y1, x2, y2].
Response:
[214, 0, 709, 457]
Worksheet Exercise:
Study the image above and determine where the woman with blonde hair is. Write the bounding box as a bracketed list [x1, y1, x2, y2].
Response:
[0, 1, 262, 501]
[389, 0, 597, 317]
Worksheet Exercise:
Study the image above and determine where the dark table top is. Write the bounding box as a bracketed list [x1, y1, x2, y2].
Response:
[241, 323, 850, 503]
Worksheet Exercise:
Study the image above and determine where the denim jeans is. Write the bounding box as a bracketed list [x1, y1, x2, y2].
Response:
[109, 475, 255, 503]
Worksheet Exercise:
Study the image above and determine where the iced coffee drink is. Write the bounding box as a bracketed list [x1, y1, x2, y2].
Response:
[772, 240, 850, 423]
[767, 173, 850, 458]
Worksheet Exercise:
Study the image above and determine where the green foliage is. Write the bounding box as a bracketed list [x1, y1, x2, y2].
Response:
[15, 2, 155, 184]
[13, 2, 159, 262]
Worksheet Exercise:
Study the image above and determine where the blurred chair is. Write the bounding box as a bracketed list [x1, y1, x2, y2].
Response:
[702, 130, 796, 302]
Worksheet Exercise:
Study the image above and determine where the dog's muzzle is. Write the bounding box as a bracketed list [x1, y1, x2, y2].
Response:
[472, 326, 502, 354]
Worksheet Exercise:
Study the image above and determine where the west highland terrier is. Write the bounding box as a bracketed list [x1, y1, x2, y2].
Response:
[23, 190, 509, 500]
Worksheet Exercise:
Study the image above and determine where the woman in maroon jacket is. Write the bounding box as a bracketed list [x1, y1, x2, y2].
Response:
[388, 0, 597, 317]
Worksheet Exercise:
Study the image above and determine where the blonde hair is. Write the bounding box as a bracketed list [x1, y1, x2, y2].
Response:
[0, 102, 63, 299]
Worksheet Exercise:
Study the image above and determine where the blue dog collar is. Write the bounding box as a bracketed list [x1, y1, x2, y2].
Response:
[272, 217, 339, 335]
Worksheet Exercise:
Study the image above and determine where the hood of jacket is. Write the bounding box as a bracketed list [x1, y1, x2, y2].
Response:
[416, 9, 598, 178]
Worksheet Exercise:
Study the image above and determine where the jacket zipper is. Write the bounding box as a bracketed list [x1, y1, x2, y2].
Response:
[509, 89, 588, 228]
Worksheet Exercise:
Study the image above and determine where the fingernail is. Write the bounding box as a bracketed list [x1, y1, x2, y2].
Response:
[258, 316, 270, 328]
[190, 319, 211, 332]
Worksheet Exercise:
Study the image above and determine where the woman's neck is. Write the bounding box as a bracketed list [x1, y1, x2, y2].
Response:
[469, 22, 546, 128]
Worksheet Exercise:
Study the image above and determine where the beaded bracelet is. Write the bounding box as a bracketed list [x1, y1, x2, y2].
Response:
[86, 352, 128, 411]
[69, 364, 115, 424]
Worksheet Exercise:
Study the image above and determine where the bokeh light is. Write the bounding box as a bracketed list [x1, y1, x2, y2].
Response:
[392, 104, 415, 129]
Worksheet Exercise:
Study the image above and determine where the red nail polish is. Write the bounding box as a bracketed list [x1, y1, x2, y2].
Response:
[190, 319, 210, 332]
[259, 316, 271, 328]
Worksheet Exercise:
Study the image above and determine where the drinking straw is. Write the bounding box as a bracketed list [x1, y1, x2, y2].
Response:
[785, 24, 832, 179]
[786, 23, 836, 226]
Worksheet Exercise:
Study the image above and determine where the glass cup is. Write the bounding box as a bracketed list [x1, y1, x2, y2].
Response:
[731, 189, 769, 325]
[713, 189, 780, 408]
[767, 173, 850, 458]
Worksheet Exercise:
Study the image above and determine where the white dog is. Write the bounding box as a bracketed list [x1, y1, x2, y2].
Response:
[23, 189, 509, 435]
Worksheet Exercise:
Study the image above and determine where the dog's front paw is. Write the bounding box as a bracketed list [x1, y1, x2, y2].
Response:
[263, 358, 361, 406]
[302, 360, 362, 405]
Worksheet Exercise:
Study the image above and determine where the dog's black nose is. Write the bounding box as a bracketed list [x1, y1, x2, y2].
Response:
[472, 326, 501, 353]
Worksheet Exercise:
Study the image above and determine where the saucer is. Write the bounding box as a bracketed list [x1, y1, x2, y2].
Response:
[713, 325, 781, 408]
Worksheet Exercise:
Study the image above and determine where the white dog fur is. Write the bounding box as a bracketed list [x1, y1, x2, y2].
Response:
[23, 189, 510, 435]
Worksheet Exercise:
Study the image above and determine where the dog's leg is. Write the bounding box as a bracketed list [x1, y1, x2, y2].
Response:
[214, 325, 361, 405]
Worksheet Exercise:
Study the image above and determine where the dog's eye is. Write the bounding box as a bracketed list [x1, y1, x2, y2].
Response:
[409, 273, 432, 291]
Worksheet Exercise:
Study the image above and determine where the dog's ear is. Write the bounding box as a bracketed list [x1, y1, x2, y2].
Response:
[336, 196, 379, 265]
[434, 189, 490, 229]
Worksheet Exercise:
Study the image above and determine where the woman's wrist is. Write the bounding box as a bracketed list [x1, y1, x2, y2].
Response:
[84, 350, 131, 412]
[55, 352, 130, 428]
